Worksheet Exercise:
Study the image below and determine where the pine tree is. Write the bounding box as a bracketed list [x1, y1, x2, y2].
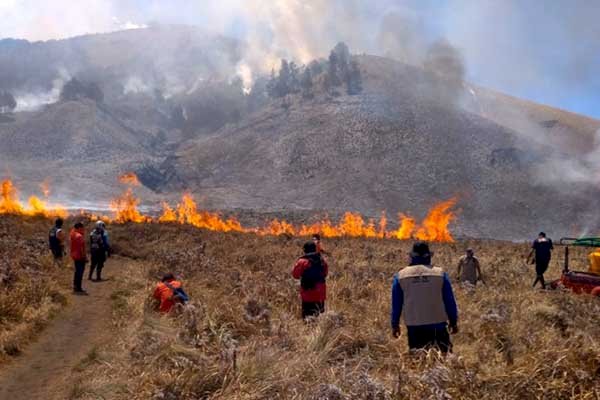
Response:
[300, 68, 313, 99]
[346, 60, 363, 95]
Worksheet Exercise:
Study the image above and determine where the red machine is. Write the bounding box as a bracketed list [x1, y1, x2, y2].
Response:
[552, 237, 600, 296]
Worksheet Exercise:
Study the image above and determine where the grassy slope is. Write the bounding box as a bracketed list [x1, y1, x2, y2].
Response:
[62, 222, 600, 400]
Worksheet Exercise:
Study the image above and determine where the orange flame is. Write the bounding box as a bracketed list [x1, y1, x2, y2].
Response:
[0, 179, 66, 218]
[3, 178, 457, 242]
[118, 172, 140, 186]
[110, 188, 149, 223]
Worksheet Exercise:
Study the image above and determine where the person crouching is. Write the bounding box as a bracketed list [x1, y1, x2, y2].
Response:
[292, 241, 329, 319]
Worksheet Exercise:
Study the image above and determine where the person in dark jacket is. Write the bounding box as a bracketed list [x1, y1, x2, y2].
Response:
[528, 232, 553, 289]
[70, 222, 88, 295]
[391, 241, 458, 353]
[89, 220, 110, 281]
[292, 241, 329, 319]
[48, 217, 66, 266]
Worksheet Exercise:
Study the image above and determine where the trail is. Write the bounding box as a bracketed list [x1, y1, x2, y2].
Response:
[0, 256, 136, 400]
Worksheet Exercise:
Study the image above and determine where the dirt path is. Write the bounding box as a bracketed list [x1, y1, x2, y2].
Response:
[0, 256, 136, 400]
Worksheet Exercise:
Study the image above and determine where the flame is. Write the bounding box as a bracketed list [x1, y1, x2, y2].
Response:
[40, 179, 50, 198]
[415, 198, 457, 242]
[110, 188, 149, 223]
[3, 178, 457, 242]
[394, 213, 416, 240]
[0, 179, 66, 217]
[118, 172, 140, 186]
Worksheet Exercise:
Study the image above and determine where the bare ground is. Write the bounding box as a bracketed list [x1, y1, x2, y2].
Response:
[0, 256, 138, 400]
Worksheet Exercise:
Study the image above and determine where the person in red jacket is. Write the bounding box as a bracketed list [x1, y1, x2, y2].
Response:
[153, 273, 184, 313]
[292, 241, 329, 319]
[70, 222, 88, 295]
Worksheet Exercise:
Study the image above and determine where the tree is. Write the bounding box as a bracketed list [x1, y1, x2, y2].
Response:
[60, 78, 104, 103]
[345, 60, 363, 95]
[266, 68, 277, 98]
[324, 50, 341, 94]
[300, 68, 314, 99]
[276, 59, 291, 98]
[0, 91, 16, 113]
[288, 61, 300, 94]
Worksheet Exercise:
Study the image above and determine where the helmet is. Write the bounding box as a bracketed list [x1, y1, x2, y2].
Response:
[95, 220, 106, 229]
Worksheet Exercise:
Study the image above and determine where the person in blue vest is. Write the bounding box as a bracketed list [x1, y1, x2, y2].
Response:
[391, 241, 458, 353]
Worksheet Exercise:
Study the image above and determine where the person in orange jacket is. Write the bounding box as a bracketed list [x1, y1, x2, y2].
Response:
[153, 273, 186, 313]
[292, 241, 329, 319]
[70, 222, 88, 295]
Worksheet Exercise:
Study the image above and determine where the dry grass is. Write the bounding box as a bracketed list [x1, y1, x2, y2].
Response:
[2, 216, 600, 399]
[0, 215, 69, 362]
[72, 222, 600, 400]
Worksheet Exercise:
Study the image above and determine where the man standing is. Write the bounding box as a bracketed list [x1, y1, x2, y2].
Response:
[391, 241, 458, 353]
[292, 241, 329, 319]
[89, 221, 110, 281]
[70, 222, 88, 295]
[528, 232, 553, 289]
[48, 217, 66, 266]
[457, 248, 483, 285]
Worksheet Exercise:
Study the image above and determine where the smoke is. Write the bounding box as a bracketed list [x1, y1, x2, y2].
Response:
[14, 69, 70, 112]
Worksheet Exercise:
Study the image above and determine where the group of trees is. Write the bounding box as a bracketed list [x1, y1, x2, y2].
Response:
[60, 78, 104, 103]
[266, 42, 362, 100]
[0, 91, 16, 113]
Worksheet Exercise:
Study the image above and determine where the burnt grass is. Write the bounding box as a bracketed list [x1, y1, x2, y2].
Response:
[2, 215, 600, 399]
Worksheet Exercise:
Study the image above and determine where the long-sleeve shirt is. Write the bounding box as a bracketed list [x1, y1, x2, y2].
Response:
[391, 265, 458, 329]
[70, 228, 86, 261]
[292, 256, 329, 302]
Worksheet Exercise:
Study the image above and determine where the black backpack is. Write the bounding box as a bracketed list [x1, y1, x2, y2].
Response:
[48, 227, 62, 252]
[300, 254, 325, 290]
[90, 229, 105, 251]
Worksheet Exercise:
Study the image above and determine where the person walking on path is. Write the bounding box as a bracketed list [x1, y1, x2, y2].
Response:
[528, 232, 554, 289]
[457, 248, 483, 285]
[391, 241, 458, 353]
[89, 221, 110, 281]
[292, 241, 329, 319]
[70, 222, 88, 295]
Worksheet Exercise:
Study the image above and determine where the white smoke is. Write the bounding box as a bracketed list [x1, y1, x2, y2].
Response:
[14, 69, 70, 112]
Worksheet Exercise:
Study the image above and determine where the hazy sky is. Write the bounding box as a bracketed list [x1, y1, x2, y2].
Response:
[1, 0, 598, 118]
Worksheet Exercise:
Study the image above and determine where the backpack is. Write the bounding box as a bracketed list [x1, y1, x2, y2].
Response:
[300, 254, 325, 290]
[164, 281, 189, 304]
[49, 227, 62, 252]
[90, 229, 105, 251]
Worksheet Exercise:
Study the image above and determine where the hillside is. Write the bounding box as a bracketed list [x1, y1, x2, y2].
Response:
[0, 29, 599, 238]
[164, 56, 599, 239]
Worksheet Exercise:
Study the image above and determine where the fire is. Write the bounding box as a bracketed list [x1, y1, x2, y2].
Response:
[110, 188, 149, 223]
[159, 194, 245, 232]
[0, 179, 66, 218]
[118, 172, 140, 186]
[2, 178, 457, 242]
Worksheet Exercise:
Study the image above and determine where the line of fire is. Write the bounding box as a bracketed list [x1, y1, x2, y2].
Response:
[0, 175, 457, 242]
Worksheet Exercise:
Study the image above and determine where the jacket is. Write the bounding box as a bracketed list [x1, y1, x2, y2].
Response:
[292, 254, 328, 302]
[70, 228, 86, 261]
[391, 264, 458, 329]
[153, 280, 182, 313]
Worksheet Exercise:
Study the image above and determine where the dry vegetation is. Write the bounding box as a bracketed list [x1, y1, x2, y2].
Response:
[2, 216, 600, 399]
[0, 215, 69, 362]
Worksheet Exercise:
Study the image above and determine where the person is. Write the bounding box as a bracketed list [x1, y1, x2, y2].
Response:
[528, 232, 553, 289]
[312, 233, 330, 256]
[153, 273, 188, 313]
[391, 241, 458, 353]
[48, 217, 66, 266]
[457, 248, 483, 285]
[89, 220, 110, 281]
[292, 241, 329, 319]
[70, 222, 88, 295]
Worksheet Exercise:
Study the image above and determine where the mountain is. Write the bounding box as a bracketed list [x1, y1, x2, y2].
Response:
[1, 28, 598, 239]
[163, 55, 600, 239]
